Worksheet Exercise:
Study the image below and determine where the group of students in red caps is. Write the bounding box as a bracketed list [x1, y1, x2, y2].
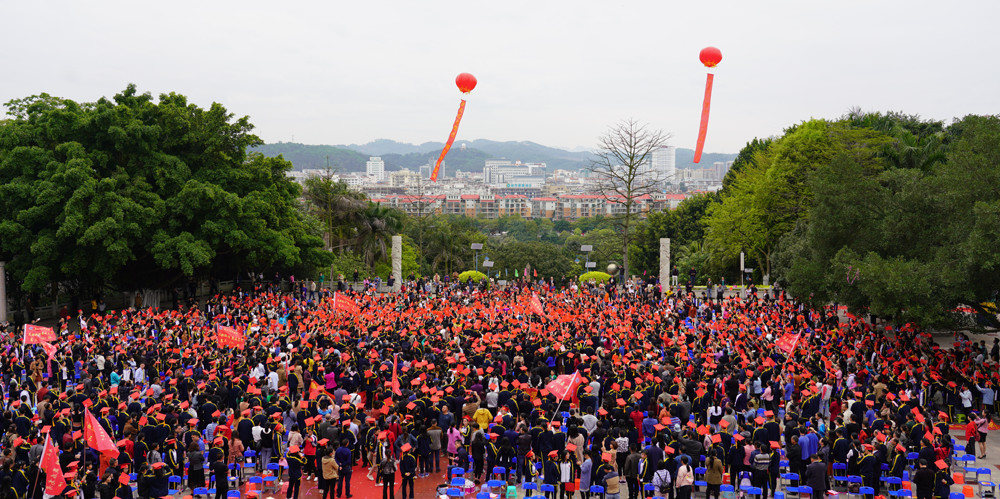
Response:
[0, 277, 997, 499]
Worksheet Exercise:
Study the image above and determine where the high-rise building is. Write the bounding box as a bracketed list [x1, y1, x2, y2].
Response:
[651, 145, 676, 188]
[419, 164, 432, 179]
[366, 156, 385, 181]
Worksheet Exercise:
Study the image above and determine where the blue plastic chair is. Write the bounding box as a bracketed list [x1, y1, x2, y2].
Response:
[799, 486, 814, 499]
[895, 490, 912, 498]
[541, 484, 556, 493]
[452, 467, 465, 476]
[860, 486, 874, 497]
[949, 493, 964, 499]
[168, 475, 182, 495]
[226, 491, 240, 499]
[523, 481, 538, 497]
[193, 487, 209, 498]
[589, 485, 604, 494]
[885, 476, 902, 491]
[477, 493, 490, 499]
[451, 477, 466, 487]
[447, 489, 463, 497]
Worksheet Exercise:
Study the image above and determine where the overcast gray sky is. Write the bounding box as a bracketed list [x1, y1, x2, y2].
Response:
[3, 1, 999, 153]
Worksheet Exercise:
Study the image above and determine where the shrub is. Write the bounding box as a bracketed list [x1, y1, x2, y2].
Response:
[458, 270, 488, 283]
[579, 271, 612, 283]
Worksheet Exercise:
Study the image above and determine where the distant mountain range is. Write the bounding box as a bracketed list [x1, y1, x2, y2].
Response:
[251, 139, 737, 174]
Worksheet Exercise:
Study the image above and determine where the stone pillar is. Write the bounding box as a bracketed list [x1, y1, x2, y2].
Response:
[659, 238, 670, 289]
[0, 261, 6, 323]
[391, 235, 402, 292]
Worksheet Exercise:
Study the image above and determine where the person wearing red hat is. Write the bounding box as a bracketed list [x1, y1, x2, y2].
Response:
[285, 445, 306, 499]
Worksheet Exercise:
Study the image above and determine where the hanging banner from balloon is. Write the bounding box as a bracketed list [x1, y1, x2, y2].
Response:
[431, 73, 477, 181]
[694, 47, 722, 163]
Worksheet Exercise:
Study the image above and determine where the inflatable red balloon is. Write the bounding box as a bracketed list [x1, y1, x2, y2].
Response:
[699, 47, 722, 68]
[456, 73, 477, 94]
[694, 47, 722, 163]
[431, 73, 477, 181]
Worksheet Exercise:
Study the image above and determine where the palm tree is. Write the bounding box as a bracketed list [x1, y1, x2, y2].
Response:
[354, 203, 403, 268]
[426, 222, 466, 275]
[883, 129, 947, 171]
[303, 174, 367, 255]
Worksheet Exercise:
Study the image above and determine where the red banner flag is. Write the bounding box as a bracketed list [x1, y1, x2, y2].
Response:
[333, 292, 360, 315]
[217, 326, 246, 350]
[530, 294, 547, 318]
[776, 333, 801, 355]
[40, 434, 67, 495]
[84, 408, 120, 459]
[431, 100, 466, 182]
[40, 341, 58, 359]
[546, 373, 583, 402]
[24, 324, 56, 345]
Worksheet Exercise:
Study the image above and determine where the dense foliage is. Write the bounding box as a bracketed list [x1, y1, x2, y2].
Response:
[0, 86, 329, 299]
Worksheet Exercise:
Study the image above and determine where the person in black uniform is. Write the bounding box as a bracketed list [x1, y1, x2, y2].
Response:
[211, 459, 229, 499]
[399, 444, 416, 499]
[286, 445, 307, 499]
[147, 463, 169, 499]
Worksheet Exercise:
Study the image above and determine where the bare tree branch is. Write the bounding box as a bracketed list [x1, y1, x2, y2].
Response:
[586, 118, 671, 280]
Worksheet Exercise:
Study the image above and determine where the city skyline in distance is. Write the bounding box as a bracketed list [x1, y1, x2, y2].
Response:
[3, 2, 996, 156]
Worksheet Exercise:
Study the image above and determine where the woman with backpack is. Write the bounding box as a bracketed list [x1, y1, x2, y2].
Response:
[380, 445, 397, 499]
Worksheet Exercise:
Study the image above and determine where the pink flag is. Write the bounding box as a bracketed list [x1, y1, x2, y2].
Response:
[545, 373, 583, 402]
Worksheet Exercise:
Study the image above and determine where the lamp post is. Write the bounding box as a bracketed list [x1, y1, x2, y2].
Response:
[471, 243, 483, 272]
[580, 245, 596, 274]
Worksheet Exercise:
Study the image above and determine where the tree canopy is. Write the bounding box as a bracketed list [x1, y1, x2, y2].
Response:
[0, 85, 329, 294]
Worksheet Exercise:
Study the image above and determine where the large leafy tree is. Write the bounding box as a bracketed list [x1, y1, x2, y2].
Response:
[0, 85, 328, 294]
[776, 114, 1000, 328]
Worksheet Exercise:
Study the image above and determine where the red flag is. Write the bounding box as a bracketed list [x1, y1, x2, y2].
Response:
[533, 268, 537, 278]
[40, 341, 58, 359]
[545, 373, 583, 402]
[217, 326, 246, 349]
[530, 294, 546, 318]
[776, 333, 801, 355]
[334, 293, 360, 315]
[84, 409, 120, 459]
[24, 324, 56, 345]
[391, 353, 402, 396]
[40, 434, 66, 495]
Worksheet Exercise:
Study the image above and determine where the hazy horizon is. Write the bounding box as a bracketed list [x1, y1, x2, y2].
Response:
[2, 1, 998, 154]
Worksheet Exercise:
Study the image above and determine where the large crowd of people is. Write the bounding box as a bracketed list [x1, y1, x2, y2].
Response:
[1, 276, 997, 499]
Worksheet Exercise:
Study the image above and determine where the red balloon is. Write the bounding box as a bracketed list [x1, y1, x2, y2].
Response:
[455, 73, 477, 94]
[699, 47, 722, 68]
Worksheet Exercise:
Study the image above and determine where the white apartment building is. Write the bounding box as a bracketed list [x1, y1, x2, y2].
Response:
[366, 156, 386, 181]
[651, 145, 676, 188]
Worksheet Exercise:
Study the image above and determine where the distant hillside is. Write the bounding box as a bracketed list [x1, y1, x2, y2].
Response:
[253, 140, 736, 173]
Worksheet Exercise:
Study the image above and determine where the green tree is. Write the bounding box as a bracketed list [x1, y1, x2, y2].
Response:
[776, 114, 1000, 328]
[354, 202, 403, 268]
[0, 86, 328, 294]
[302, 172, 367, 255]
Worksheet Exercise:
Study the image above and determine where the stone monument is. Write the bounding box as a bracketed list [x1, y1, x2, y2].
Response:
[659, 238, 670, 288]
[391, 235, 402, 292]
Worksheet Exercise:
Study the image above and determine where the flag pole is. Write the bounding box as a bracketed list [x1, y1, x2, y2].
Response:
[551, 370, 580, 421]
